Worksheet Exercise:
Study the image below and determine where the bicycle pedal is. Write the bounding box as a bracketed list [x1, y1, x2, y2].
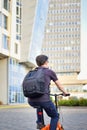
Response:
[37, 123, 45, 129]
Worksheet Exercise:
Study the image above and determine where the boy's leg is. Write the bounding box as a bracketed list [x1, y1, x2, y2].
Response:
[36, 107, 45, 129]
[37, 107, 44, 124]
[28, 102, 45, 129]
[42, 101, 59, 130]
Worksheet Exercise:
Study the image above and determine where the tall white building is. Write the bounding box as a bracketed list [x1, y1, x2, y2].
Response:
[0, 0, 25, 104]
[42, 0, 81, 73]
[0, 0, 49, 104]
[42, 0, 87, 98]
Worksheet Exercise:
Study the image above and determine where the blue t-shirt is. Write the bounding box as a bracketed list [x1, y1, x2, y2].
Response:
[28, 67, 58, 102]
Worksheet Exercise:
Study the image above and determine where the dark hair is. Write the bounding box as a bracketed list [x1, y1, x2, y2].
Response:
[36, 55, 48, 66]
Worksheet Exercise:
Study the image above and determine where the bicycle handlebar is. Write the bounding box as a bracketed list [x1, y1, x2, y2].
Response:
[50, 93, 70, 97]
[50, 93, 70, 110]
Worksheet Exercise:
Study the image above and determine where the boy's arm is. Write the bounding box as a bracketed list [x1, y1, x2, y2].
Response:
[55, 80, 68, 95]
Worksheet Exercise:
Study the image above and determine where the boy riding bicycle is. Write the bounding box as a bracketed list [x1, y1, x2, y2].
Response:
[28, 55, 69, 130]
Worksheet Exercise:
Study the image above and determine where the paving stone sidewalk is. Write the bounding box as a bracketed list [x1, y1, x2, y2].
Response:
[0, 106, 87, 130]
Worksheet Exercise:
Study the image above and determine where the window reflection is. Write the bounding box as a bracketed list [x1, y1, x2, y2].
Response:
[8, 58, 26, 104]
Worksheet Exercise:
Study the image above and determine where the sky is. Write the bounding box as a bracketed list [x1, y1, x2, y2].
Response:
[29, 0, 49, 64]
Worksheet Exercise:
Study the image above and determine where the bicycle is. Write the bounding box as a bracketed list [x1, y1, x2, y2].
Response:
[36, 93, 70, 130]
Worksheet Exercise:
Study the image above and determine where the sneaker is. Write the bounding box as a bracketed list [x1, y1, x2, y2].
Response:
[37, 123, 45, 129]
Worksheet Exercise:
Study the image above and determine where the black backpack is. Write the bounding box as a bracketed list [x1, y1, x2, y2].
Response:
[22, 68, 46, 98]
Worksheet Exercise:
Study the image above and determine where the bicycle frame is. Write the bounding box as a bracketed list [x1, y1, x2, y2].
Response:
[39, 93, 70, 130]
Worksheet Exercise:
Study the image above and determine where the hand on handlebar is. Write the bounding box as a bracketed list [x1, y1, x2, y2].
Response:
[62, 93, 70, 97]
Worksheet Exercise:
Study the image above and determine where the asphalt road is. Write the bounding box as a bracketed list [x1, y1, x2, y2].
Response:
[0, 106, 87, 130]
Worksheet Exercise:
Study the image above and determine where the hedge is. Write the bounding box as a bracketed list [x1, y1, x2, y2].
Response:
[58, 98, 87, 106]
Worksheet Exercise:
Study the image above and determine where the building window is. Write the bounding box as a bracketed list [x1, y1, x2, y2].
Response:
[3, 0, 8, 10]
[14, 43, 18, 54]
[16, 6, 21, 18]
[0, 13, 2, 26]
[2, 34, 9, 49]
[16, 0, 22, 41]
[16, 18, 21, 34]
[3, 14, 8, 29]
[8, 58, 26, 104]
[3, 0, 9, 10]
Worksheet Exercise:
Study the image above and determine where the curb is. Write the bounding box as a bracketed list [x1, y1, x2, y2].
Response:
[0, 104, 29, 109]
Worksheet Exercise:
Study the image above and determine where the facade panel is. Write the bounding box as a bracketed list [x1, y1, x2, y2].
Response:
[0, 59, 8, 104]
